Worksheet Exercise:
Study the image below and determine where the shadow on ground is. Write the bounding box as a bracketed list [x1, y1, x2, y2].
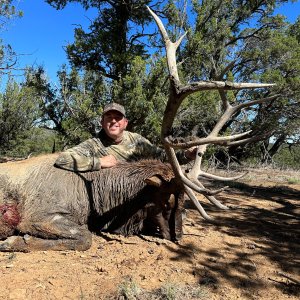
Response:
[164, 182, 300, 298]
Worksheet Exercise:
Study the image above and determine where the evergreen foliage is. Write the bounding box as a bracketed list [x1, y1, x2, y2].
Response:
[23, 65, 106, 148]
[0, 0, 299, 168]
[0, 78, 41, 155]
[167, 0, 300, 165]
[46, 0, 155, 81]
[0, 0, 23, 75]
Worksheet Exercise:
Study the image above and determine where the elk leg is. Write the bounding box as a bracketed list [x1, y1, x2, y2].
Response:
[169, 192, 185, 241]
[0, 217, 92, 252]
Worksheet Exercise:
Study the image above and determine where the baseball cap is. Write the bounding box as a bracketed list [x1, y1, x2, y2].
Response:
[102, 103, 126, 117]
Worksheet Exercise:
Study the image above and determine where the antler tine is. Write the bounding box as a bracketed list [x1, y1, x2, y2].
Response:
[165, 131, 252, 149]
[190, 179, 229, 210]
[147, 6, 186, 82]
[168, 147, 227, 196]
[186, 145, 229, 210]
[184, 186, 214, 221]
[198, 171, 248, 181]
[183, 81, 275, 93]
[202, 194, 229, 210]
[188, 92, 277, 180]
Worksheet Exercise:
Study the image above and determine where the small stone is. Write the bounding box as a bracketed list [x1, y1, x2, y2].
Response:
[148, 249, 154, 254]
[48, 280, 55, 286]
[209, 257, 217, 263]
[96, 266, 106, 272]
[247, 243, 256, 249]
[157, 253, 164, 260]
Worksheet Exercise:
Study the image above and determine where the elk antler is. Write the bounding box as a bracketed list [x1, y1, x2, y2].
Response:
[147, 7, 277, 220]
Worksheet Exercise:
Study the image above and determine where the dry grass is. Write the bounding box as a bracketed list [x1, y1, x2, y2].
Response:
[109, 278, 211, 300]
[206, 165, 300, 185]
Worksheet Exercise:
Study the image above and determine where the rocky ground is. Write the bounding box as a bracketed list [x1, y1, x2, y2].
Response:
[0, 168, 299, 299]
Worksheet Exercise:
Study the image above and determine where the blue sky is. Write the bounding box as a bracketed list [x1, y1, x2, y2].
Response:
[2, 0, 300, 85]
[2, 0, 97, 83]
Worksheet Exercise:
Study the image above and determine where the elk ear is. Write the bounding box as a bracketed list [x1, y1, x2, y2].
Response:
[145, 176, 163, 187]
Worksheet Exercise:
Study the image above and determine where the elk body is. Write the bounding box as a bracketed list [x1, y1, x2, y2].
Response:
[0, 154, 184, 252]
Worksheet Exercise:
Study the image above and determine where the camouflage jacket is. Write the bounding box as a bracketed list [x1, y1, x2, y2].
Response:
[54, 130, 189, 172]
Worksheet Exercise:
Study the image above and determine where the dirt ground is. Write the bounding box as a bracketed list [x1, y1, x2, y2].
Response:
[0, 168, 299, 300]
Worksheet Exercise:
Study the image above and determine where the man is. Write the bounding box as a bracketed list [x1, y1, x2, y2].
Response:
[55, 103, 195, 171]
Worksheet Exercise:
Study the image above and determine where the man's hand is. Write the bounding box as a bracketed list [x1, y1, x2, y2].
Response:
[184, 146, 198, 160]
[100, 155, 118, 168]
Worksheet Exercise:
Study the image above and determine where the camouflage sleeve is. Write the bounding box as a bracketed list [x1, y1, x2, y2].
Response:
[54, 138, 106, 172]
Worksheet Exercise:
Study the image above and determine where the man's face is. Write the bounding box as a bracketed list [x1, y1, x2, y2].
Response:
[101, 110, 128, 141]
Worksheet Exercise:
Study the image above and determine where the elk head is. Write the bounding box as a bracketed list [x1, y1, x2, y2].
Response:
[147, 6, 278, 221]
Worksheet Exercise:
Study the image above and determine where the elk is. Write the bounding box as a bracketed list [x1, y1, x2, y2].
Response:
[147, 6, 277, 221]
[0, 155, 186, 252]
[0, 8, 276, 252]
